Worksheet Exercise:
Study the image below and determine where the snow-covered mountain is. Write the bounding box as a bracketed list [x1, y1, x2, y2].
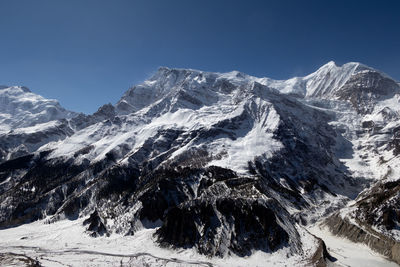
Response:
[0, 85, 76, 132]
[0, 86, 123, 163]
[0, 86, 79, 162]
[0, 62, 399, 266]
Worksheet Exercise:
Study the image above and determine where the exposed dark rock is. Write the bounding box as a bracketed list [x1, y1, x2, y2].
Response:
[336, 71, 400, 114]
[355, 180, 400, 231]
[73, 145, 94, 157]
[0, 155, 87, 227]
[0, 121, 74, 163]
[362, 120, 375, 128]
[83, 210, 108, 237]
[388, 126, 400, 156]
[309, 234, 335, 267]
[157, 197, 290, 257]
[0, 252, 42, 266]
[0, 154, 34, 173]
[97, 165, 140, 199]
[215, 198, 289, 255]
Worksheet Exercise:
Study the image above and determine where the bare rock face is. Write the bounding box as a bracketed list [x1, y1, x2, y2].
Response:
[336, 71, 400, 113]
[355, 180, 400, 231]
[0, 252, 42, 267]
[157, 191, 290, 257]
[309, 236, 334, 267]
[0, 120, 75, 163]
[388, 126, 400, 156]
[83, 210, 108, 237]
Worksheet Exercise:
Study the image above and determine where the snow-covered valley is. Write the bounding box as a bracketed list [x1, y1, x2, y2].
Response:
[0, 218, 318, 267]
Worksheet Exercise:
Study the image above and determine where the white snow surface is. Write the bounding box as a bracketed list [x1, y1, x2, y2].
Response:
[42, 71, 286, 174]
[309, 223, 398, 267]
[0, 218, 319, 267]
[0, 86, 75, 133]
[41, 61, 400, 178]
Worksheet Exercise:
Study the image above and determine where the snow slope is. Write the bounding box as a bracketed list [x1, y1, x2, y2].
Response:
[0, 86, 75, 133]
[0, 86, 79, 163]
[0, 217, 321, 267]
[42, 70, 287, 175]
[309, 223, 397, 267]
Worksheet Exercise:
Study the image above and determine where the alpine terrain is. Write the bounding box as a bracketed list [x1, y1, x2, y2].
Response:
[0, 61, 399, 266]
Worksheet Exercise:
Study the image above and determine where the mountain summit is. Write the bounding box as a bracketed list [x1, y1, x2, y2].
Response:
[0, 86, 75, 132]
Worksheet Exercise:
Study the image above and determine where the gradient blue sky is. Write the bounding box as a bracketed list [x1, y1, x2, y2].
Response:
[1, 0, 399, 114]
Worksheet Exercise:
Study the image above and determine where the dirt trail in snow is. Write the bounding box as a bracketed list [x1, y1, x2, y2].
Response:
[0, 245, 215, 267]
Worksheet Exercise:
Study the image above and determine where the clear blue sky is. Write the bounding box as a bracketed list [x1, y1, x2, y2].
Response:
[1, 0, 399, 114]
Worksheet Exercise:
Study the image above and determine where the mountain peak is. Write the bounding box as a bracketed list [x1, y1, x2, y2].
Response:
[0, 85, 76, 132]
[324, 60, 338, 67]
[154, 66, 203, 77]
[316, 61, 392, 78]
[316, 61, 375, 72]
[17, 86, 31, 93]
[0, 85, 32, 93]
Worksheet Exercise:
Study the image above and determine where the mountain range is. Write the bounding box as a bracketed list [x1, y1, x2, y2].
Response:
[0, 61, 399, 266]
